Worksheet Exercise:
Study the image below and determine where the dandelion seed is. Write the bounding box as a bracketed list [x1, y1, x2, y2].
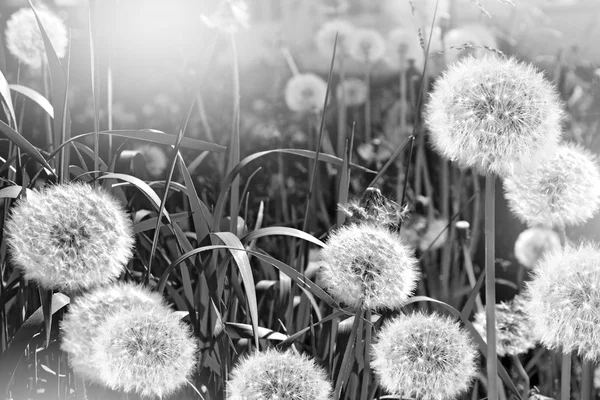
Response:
[201, 0, 249, 32]
[5, 183, 134, 292]
[319, 222, 419, 310]
[5, 6, 68, 70]
[284, 73, 328, 114]
[385, 28, 424, 70]
[93, 307, 197, 398]
[504, 142, 600, 228]
[347, 28, 386, 64]
[473, 295, 537, 356]
[134, 144, 168, 178]
[339, 187, 407, 232]
[524, 242, 600, 361]
[61, 283, 166, 383]
[227, 349, 332, 400]
[336, 78, 368, 107]
[315, 19, 355, 58]
[425, 55, 563, 176]
[372, 312, 478, 400]
[514, 227, 561, 268]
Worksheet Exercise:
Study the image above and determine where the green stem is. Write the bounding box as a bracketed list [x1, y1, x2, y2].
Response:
[561, 352, 571, 400]
[364, 61, 371, 142]
[511, 354, 530, 399]
[485, 173, 498, 400]
[581, 360, 593, 400]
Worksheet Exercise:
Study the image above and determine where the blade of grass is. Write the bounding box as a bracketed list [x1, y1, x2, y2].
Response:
[485, 173, 498, 400]
[0, 120, 53, 172]
[228, 31, 241, 236]
[334, 308, 362, 399]
[9, 85, 53, 119]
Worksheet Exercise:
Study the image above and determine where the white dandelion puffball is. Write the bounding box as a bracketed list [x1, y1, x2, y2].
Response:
[92, 306, 197, 398]
[227, 349, 332, 400]
[135, 144, 169, 178]
[315, 19, 355, 58]
[372, 312, 478, 400]
[337, 78, 368, 107]
[347, 28, 386, 64]
[514, 227, 562, 268]
[385, 28, 424, 71]
[285, 73, 328, 113]
[504, 142, 600, 228]
[444, 24, 498, 65]
[5, 183, 134, 292]
[319, 222, 419, 310]
[5, 6, 68, 69]
[525, 243, 600, 361]
[425, 55, 563, 176]
[473, 295, 537, 357]
[61, 283, 166, 382]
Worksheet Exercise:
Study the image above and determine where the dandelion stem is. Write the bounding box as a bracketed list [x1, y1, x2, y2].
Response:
[364, 61, 371, 142]
[561, 352, 571, 400]
[581, 360, 593, 400]
[511, 354, 529, 399]
[485, 172, 498, 400]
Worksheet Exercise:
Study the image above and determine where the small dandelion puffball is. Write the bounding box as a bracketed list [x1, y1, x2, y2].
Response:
[339, 187, 407, 232]
[444, 24, 498, 65]
[319, 223, 419, 310]
[93, 307, 197, 398]
[337, 78, 368, 107]
[525, 243, 600, 361]
[425, 55, 563, 176]
[5, 7, 68, 70]
[473, 295, 537, 357]
[227, 349, 332, 400]
[5, 183, 134, 292]
[514, 227, 562, 268]
[504, 142, 600, 228]
[135, 144, 168, 178]
[285, 73, 328, 114]
[372, 312, 478, 400]
[61, 283, 166, 382]
[347, 28, 386, 64]
[385, 28, 424, 70]
[315, 19, 355, 58]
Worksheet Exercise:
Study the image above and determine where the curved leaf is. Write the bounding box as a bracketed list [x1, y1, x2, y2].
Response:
[0, 120, 52, 172]
[9, 84, 53, 118]
[241, 227, 325, 248]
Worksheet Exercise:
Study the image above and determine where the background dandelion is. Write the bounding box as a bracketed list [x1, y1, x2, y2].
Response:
[347, 28, 386, 64]
[514, 227, 562, 268]
[4, 183, 134, 292]
[315, 19, 355, 58]
[284, 73, 328, 114]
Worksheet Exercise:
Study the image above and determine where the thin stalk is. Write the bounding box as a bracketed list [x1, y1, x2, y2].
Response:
[485, 172, 498, 400]
[228, 31, 241, 235]
[107, 61, 113, 163]
[281, 46, 300, 76]
[337, 55, 347, 158]
[364, 61, 371, 142]
[561, 352, 571, 400]
[42, 64, 54, 164]
[511, 354, 530, 399]
[581, 360, 592, 400]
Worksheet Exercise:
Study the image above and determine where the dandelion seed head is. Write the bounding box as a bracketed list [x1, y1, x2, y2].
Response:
[5, 183, 134, 292]
[319, 222, 419, 310]
[514, 227, 562, 268]
[504, 142, 600, 227]
[339, 187, 407, 232]
[473, 295, 537, 356]
[524, 242, 600, 361]
[315, 19, 355, 58]
[372, 312, 478, 400]
[94, 307, 197, 398]
[284, 73, 328, 114]
[135, 144, 168, 178]
[5, 6, 68, 70]
[336, 78, 368, 107]
[425, 55, 563, 176]
[61, 283, 166, 382]
[385, 28, 424, 70]
[347, 28, 386, 64]
[227, 349, 332, 400]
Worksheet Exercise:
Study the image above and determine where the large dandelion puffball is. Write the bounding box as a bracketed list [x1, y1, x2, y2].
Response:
[443, 24, 498, 65]
[92, 307, 197, 398]
[285, 73, 328, 114]
[525, 243, 600, 361]
[336, 78, 368, 107]
[425, 55, 563, 176]
[504, 142, 600, 228]
[372, 312, 478, 400]
[61, 283, 166, 382]
[514, 227, 562, 268]
[227, 349, 332, 400]
[385, 28, 424, 71]
[473, 295, 537, 357]
[319, 223, 419, 310]
[315, 19, 355, 58]
[347, 28, 386, 64]
[5, 183, 134, 292]
[5, 7, 68, 70]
